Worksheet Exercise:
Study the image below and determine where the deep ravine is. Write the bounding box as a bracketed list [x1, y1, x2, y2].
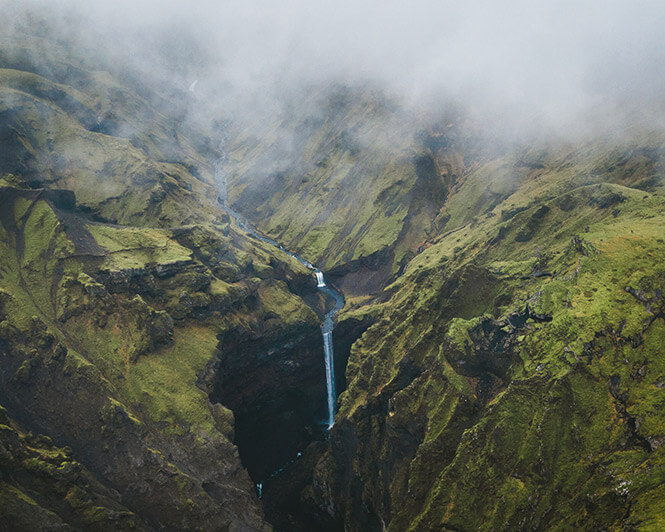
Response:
[213, 138, 345, 474]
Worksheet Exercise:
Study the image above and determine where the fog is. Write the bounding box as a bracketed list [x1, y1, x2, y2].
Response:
[4, 0, 665, 140]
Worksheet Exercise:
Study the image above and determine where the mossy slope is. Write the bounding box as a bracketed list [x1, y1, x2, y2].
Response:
[227, 90, 665, 298]
[227, 87, 458, 276]
[0, 28, 221, 228]
[0, 404, 146, 531]
[0, 174, 320, 529]
[301, 137, 665, 531]
[0, 23, 321, 529]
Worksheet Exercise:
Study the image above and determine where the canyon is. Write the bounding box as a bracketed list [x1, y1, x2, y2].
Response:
[1, 8, 665, 532]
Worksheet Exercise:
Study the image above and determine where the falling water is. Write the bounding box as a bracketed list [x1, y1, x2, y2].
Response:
[323, 331, 336, 427]
[214, 133, 345, 430]
[314, 270, 343, 428]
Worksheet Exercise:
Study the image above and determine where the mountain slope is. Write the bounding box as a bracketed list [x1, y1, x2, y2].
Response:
[226, 87, 468, 293]
[3, 10, 665, 532]
[0, 26, 330, 531]
[287, 135, 665, 531]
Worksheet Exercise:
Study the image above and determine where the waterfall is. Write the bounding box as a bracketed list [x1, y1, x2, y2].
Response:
[323, 331, 336, 428]
[214, 132, 345, 431]
[315, 270, 340, 428]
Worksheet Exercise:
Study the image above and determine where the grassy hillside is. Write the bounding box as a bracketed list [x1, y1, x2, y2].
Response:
[0, 29, 220, 227]
[4, 10, 665, 532]
[0, 25, 322, 530]
[226, 87, 464, 279]
[296, 133, 665, 531]
[0, 174, 322, 529]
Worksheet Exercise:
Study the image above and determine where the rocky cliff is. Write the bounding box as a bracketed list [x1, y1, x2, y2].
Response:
[0, 22, 331, 531]
[283, 138, 665, 531]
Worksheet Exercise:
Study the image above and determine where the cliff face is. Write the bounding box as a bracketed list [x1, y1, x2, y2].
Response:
[0, 171, 331, 531]
[294, 141, 665, 531]
[0, 187, 267, 531]
[221, 82, 665, 528]
[0, 25, 329, 531]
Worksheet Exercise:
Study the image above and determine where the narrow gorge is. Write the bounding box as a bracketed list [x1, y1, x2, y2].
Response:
[212, 138, 347, 501]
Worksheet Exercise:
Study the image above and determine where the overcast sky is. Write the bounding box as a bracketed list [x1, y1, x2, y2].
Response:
[5, 0, 665, 137]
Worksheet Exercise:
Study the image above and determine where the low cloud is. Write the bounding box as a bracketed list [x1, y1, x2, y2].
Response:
[4, 0, 665, 139]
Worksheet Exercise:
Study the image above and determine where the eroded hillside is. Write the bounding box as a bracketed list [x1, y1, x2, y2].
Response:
[0, 25, 337, 531]
[270, 136, 665, 531]
[225, 88, 471, 294]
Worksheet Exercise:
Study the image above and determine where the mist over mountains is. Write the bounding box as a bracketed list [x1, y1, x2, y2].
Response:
[5, 0, 665, 138]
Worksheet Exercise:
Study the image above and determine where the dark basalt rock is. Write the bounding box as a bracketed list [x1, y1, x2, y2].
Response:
[212, 322, 327, 481]
[327, 247, 395, 297]
[0, 283, 268, 532]
[207, 308, 373, 530]
[589, 189, 625, 208]
[42, 188, 76, 210]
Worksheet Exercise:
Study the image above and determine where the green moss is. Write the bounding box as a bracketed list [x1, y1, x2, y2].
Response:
[88, 224, 192, 270]
[0, 67, 218, 229]
[446, 316, 483, 352]
[121, 325, 221, 436]
[13, 196, 33, 224]
[437, 157, 520, 232]
[4, 34, 665, 531]
[209, 277, 235, 299]
[0, 173, 28, 189]
[62, 348, 97, 374]
[227, 91, 440, 271]
[258, 281, 318, 327]
[320, 144, 665, 530]
[0, 482, 40, 507]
